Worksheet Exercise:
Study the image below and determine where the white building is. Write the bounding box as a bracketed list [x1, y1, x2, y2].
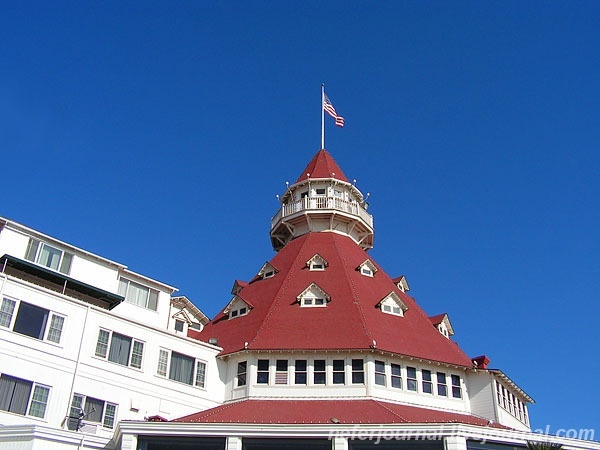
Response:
[0, 149, 597, 450]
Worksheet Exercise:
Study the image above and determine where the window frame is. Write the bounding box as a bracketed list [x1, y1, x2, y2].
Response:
[422, 369, 433, 394]
[257, 359, 270, 384]
[236, 361, 247, 387]
[94, 328, 145, 369]
[451, 374, 462, 398]
[69, 393, 118, 429]
[25, 238, 73, 275]
[436, 372, 448, 396]
[118, 277, 159, 311]
[0, 297, 65, 344]
[351, 359, 365, 384]
[275, 359, 288, 385]
[406, 366, 418, 391]
[374, 360, 386, 386]
[0, 374, 50, 419]
[390, 363, 402, 389]
[313, 359, 326, 385]
[155, 348, 207, 388]
[332, 359, 345, 385]
[294, 359, 307, 385]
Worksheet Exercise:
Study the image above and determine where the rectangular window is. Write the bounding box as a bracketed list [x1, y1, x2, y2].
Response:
[407, 366, 417, 391]
[257, 359, 269, 384]
[437, 372, 448, 396]
[295, 360, 307, 385]
[195, 360, 206, 388]
[0, 374, 49, 419]
[351, 359, 364, 384]
[68, 394, 117, 430]
[157, 349, 169, 377]
[451, 375, 462, 398]
[332, 359, 345, 384]
[374, 360, 386, 386]
[275, 360, 288, 384]
[95, 329, 144, 369]
[313, 359, 326, 385]
[237, 361, 247, 387]
[1, 298, 65, 344]
[25, 238, 73, 275]
[118, 278, 159, 311]
[391, 364, 402, 389]
[155, 349, 206, 388]
[422, 369, 433, 394]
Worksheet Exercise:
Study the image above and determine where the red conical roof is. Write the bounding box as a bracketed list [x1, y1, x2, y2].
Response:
[295, 149, 349, 183]
[200, 232, 473, 367]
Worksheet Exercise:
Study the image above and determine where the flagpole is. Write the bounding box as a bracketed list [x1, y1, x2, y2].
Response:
[321, 83, 325, 149]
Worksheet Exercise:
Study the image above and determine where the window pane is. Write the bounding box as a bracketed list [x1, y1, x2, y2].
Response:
[104, 403, 117, 428]
[257, 359, 269, 384]
[147, 289, 159, 311]
[130, 340, 144, 369]
[332, 359, 345, 384]
[13, 302, 49, 340]
[68, 395, 84, 430]
[59, 252, 73, 275]
[25, 238, 40, 262]
[118, 279, 128, 297]
[195, 361, 206, 388]
[125, 281, 149, 308]
[237, 361, 247, 386]
[0, 298, 16, 328]
[108, 332, 132, 366]
[157, 349, 169, 376]
[95, 329, 110, 358]
[38, 244, 62, 270]
[47, 314, 65, 343]
[85, 397, 104, 423]
[170, 352, 195, 385]
[351, 359, 364, 384]
[28, 385, 50, 418]
[0, 375, 33, 415]
[314, 359, 326, 384]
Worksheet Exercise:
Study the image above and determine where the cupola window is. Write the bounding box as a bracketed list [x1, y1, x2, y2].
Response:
[297, 283, 330, 307]
[224, 296, 252, 319]
[377, 292, 408, 317]
[258, 262, 277, 280]
[306, 254, 328, 271]
[357, 260, 377, 277]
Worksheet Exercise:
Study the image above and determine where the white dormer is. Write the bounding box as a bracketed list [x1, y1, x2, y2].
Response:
[393, 275, 410, 293]
[258, 262, 278, 279]
[231, 280, 248, 295]
[306, 254, 328, 271]
[224, 295, 252, 319]
[429, 313, 454, 338]
[357, 259, 378, 277]
[377, 292, 408, 316]
[170, 296, 209, 333]
[297, 283, 330, 307]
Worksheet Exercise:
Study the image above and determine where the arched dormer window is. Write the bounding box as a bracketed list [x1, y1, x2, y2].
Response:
[297, 283, 330, 307]
[224, 296, 252, 319]
[357, 260, 377, 277]
[258, 262, 278, 280]
[377, 292, 408, 317]
[306, 254, 328, 271]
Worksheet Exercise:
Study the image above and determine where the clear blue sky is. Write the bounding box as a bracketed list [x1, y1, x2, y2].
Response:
[2, 1, 598, 436]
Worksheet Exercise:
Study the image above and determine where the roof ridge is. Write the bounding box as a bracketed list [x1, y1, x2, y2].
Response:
[248, 236, 307, 348]
[372, 399, 409, 423]
[331, 235, 375, 348]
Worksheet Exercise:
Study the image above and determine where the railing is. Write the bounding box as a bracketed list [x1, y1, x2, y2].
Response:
[271, 196, 373, 229]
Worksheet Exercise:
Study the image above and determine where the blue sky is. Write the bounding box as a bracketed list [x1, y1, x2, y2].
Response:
[2, 1, 599, 435]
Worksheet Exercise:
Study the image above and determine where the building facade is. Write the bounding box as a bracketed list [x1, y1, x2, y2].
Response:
[0, 149, 597, 450]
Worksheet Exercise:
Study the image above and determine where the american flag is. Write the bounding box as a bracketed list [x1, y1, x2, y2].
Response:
[323, 93, 345, 127]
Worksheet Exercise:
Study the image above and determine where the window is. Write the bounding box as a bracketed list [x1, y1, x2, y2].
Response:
[229, 306, 248, 319]
[422, 370, 433, 394]
[275, 360, 288, 384]
[351, 359, 364, 384]
[0, 298, 65, 344]
[451, 375, 462, 398]
[313, 359, 326, 384]
[156, 349, 206, 388]
[68, 394, 117, 430]
[407, 366, 417, 391]
[382, 304, 402, 315]
[437, 372, 448, 396]
[25, 238, 73, 275]
[391, 364, 402, 389]
[315, 188, 326, 195]
[361, 267, 373, 276]
[358, 260, 377, 277]
[0, 374, 50, 419]
[295, 360, 307, 385]
[307, 254, 328, 271]
[332, 359, 345, 384]
[95, 329, 144, 369]
[374, 360, 386, 386]
[118, 278, 159, 311]
[237, 361, 247, 387]
[298, 283, 329, 307]
[174, 320, 185, 332]
[257, 359, 269, 384]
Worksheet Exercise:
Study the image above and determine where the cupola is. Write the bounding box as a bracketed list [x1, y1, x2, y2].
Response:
[270, 149, 374, 251]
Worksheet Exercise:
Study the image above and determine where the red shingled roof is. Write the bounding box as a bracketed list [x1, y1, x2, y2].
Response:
[174, 399, 502, 427]
[295, 148, 349, 183]
[199, 232, 473, 367]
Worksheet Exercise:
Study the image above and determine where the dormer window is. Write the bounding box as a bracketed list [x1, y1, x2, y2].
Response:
[393, 276, 410, 293]
[224, 296, 252, 319]
[429, 313, 454, 339]
[358, 260, 377, 277]
[377, 292, 408, 317]
[24, 238, 73, 275]
[298, 283, 330, 308]
[258, 262, 277, 280]
[306, 254, 328, 271]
